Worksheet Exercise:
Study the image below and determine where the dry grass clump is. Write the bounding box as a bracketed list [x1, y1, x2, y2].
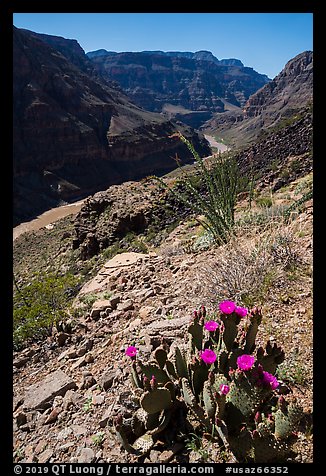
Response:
[196, 217, 304, 308]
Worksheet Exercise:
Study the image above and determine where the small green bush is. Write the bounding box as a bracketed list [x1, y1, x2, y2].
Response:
[255, 196, 273, 209]
[13, 272, 79, 349]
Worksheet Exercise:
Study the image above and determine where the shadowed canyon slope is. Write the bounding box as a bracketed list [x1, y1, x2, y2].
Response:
[86, 49, 270, 127]
[13, 29, 210, 225]
[203, 51, 313, 147]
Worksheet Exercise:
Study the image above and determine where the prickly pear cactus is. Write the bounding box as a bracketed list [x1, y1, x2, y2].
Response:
[226, 372, 262, 420]
[257, 341, 285, 374]
[221, 311, 241, 351]
[118, 302, 304, 462]
[244, 307, 262, 354]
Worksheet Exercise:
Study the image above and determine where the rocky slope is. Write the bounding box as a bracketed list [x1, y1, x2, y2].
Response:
[68, 106, 312, 260]
[13, 177, 313, 464]
[87, 50, 270, 122]
[203, 51, 313, 147]
[13, 28, 210, 225]
[13, 104, 313, 461]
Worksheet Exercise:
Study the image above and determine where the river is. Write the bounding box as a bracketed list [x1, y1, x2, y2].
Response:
[204, 134, 230, 153]
[13, 200, 84, 242]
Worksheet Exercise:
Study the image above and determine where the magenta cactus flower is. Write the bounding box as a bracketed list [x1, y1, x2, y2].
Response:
[237, 354, 255, 371]
[261, 371, 279, 390]
[219, 300, 236, 314]
[235, 306, 248, 317]
[204, 320, 219, 332]
[219, 384, 230, 395]
[125, 345, 138, 358]
[199, 349, 217, 364]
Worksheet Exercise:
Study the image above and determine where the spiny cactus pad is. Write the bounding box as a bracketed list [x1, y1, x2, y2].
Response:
[132, 433, 155, 453]
[257, 341, 285, 374]
[188, 320, 203, 351]
[274, 401, 303, 439]
[244, 308, 262, 354]
[203, 380, 216, 418]
[226, 377, 261, 420]
[191, 361, 209, 396]
[174, 346, 189, 379]
[221, 312, 241, 351]
[139, 362, 170, 385]
[181, 377, 197, 407]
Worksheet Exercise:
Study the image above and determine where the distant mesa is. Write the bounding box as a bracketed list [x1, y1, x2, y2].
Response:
[87, 49, 246, 68]
[85, 49, 270, 129]
[86, 49, 118, 58]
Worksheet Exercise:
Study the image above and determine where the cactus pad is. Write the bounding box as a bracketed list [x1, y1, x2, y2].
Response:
[154, 347, 168, 369]
[139, 362, 171, 385]
[140, 388, 172, 414]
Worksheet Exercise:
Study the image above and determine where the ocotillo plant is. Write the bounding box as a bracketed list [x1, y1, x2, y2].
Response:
[153, 132, 240, 244]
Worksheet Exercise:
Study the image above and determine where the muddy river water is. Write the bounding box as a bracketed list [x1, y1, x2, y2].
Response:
[13, 200, 84, 241]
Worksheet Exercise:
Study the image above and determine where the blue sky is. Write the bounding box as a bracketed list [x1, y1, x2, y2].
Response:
[13, 13, 313, 79]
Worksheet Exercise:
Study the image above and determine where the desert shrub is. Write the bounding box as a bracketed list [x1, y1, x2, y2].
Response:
[196, 223, 302, 308]
[13, 272, 79, 349]
[198, 237, 275, 307]
[255, 196, 273, 208]
[78, 290, 113, 310]
[236, 204, 290, 230]
[284, 188, 313, 221]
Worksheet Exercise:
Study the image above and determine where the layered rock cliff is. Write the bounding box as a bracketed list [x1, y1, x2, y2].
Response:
[203, 51, 313, 147]
[13, 29, 210, 225]
[87, 50, 270, 118]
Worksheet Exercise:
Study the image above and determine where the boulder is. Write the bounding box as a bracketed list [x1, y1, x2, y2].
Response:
[23, 370, 77, 410]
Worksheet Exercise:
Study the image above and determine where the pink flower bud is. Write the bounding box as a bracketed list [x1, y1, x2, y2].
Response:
[143, 376, 150, 390]
[114, 415, 123, 426]
[254, 411, 262, 423]
[215, 417, 222, 426]
[150, 375, 157, 389]
[219, 384, 230, 395]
